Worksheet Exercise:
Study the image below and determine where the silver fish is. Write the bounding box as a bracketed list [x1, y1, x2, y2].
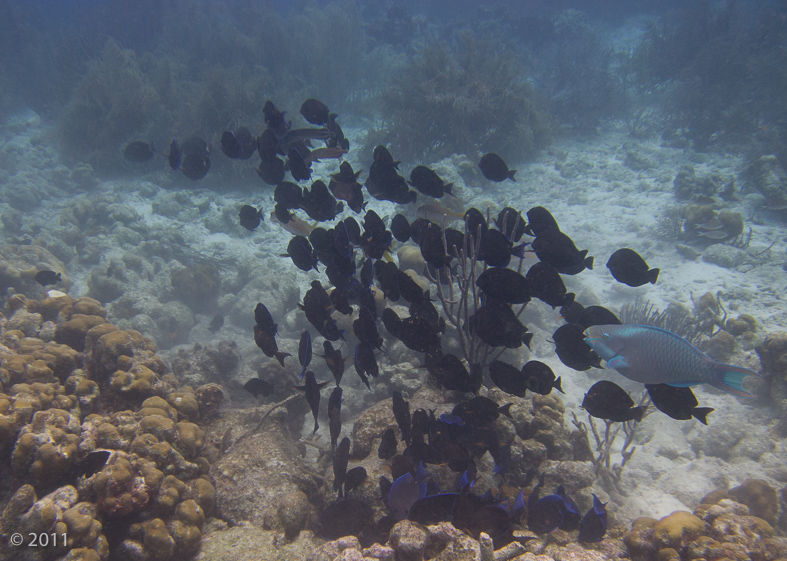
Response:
[584, 324, 762, 397]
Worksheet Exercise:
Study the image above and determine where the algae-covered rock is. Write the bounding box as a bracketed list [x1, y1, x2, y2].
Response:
[750, 154, 787, 203]
[0, 245, 69, 296]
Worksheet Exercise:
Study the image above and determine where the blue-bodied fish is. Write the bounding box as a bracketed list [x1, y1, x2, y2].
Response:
[584, 324, 762, 397]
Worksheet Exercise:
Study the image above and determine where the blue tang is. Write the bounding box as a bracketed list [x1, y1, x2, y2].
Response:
[584, 324, 762, 397]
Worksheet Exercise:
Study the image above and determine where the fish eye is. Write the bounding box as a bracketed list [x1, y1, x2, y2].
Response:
[602, 332, 611, 339]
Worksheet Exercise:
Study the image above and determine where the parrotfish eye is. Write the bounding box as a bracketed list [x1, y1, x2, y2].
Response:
[602, 331, 611, 339]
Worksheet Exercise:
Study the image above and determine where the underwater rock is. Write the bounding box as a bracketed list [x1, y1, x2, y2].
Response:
[0, 244, 69, 296]
[170, 264, 222, 311]
[749, 155, 787, 203]
[701, 244, 751, 270]
[673, 166, 722, 200]
[211, 405, 318, 531]
[171, 342, 240, 388]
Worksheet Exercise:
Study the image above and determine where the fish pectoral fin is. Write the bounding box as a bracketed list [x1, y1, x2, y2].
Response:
[607, 355, 630, 369]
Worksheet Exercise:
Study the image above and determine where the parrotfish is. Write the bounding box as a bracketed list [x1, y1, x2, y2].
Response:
[584, 324, 762, 397]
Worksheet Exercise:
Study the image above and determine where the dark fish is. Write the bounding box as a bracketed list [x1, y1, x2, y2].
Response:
[496, 207, 526, 241]
[344, 466, 367, 495]
[387, 470, 428, 521]
[645, 384, 713, 424]
[489, 360, 529, 397]
[375, 261, 402, 301]
[243, 377, 274, 398]
[353, 307, 383, 349]
[524, 206, 560, 237]
[354, 341, 378, 389]
[303, 180, 343, 222]
[379, 476, 393, 502]
[76, 450, 111, 479]
[297, 370, 330, 434]
[391, 214, 411, 243]
[528, 494, 565, 534]
[329, 287, 353, 316]
[256, 156, 286, 185]
[522, 361, 563, 395]
[221, 128, 255, 159]
[284, 235, 319, 272]
[378, 428, 398, 459]
[253, 303, 291, 367]
[208, 314, 224, 333]
[239, 205, 263, 231]
[452, 397, 512, 427]
[553, 323, 600, 371]
[556, 486, 582, 532]
[326, 113, 349, 151]
[526, 262, 574, 308]
[299, 331, 313, 374]
[469, 300, 532, 349]
[329, 161, 365, 213]
[479, 229, 526, 268]
[318, 498, 373, 540]
[275, 181, 305, 210]
[392, 390, 411, 444]
[425, 350, 481, 394]
[476, 268, 530, 304]
[321, 341, 345, 386]
[560, 300, 586, 324]
[582, 380, 646, 423]
[343, 217, 361, 245]
[328, 386, 343, 450]
[300, 98, 331, 126]
[578, 494, 607, 543]
[287, 146, 312, 182]
[179, 136, 211, 180]
[479, 153, 516, 182]
[531, 230, 593, 275]
[576, 306, 621, 329]
[383, 308, 441, 353]
[168, 138, 181, 170]
[35, 270, 61, 287]
[263, 100, 290, 135]
[333, 436, 350, 496]
[464, 208, 488, 241]
[408, 165, 454, 198]
[123, 141, 155, 162]
[607, 248, 659, 287]
[257, 128, 280, 160]
[366, 146, 416, 204]
[409, 493, 459, 526]
[300, 281, 342, 341]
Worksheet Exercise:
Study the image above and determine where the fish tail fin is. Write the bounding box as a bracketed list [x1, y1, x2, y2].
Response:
[648, 268, 660, 284]
[444, 183, 455, 196]
[584, 255, 594, 270]
[498, 403, 513, 419]
[275, 352, 291, 367]
[522, 332, 534, 349]
[507, 169, 517, 181]
[512, 243, 527, 259]
[692, 407, 714, 425]
[554, 376, 565, 394]
[632, 406, 647, 423]
[313, 419, 319, 434]
[712, 363, 762, 397]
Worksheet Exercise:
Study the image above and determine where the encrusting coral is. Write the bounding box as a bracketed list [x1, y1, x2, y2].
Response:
[0, 292, 222, 560]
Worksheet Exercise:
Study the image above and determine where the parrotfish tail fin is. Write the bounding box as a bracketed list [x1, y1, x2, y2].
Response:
[507, 169, 517, 181]
[632, 405, 647, 423]
[444, 183, 455, 196]
[649, 268, 660, 284]
[275, 352, 291, 367]
[512, 243, 527, 259]
[712, 363, 762, 397]
[692, 407, 714, 425]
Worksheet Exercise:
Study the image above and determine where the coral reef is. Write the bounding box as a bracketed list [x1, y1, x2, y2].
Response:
[0, 293, 222, 560]
[380, 32, 552, 162]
